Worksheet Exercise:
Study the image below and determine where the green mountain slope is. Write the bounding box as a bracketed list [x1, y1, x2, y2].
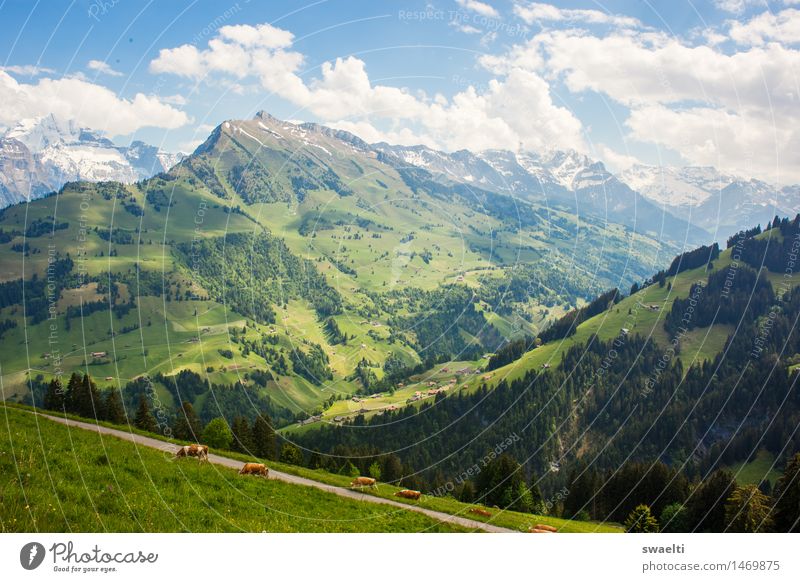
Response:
[0, 405, 464, 532]
[293, 219, 800, 507]
[0, 112, 685, 428]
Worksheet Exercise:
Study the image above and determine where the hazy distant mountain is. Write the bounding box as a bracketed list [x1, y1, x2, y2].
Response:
[0, 114, 183, 207]
[374, 143, 708, 246]
[619, 164, 800, 238]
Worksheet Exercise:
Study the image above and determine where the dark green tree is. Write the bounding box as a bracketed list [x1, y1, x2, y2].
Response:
[134, 396, 157, 433]
[172, 402, 202, 441]
[251, 414, 277, 460]
[43, 378, 65, 411]
[688, 470, 735, 532]
[380, 454, 403, 484]
[230, 416, 253, 453]
[772, 453, 800, 532]
[102, 388, 126, 424]
[280, 442, 305, 466]
[659, 503, 689, 533]
[62, 372, 83, 415]
[69, 374, 100, 419]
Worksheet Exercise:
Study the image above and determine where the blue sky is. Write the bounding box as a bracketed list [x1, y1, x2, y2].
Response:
[1, 0, 799, 182]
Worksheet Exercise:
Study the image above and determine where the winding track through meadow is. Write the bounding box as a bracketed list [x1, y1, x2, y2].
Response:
[32, 410, 516, 533]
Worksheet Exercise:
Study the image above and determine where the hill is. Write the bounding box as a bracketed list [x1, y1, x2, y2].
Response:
[0, 404, 469, 532]
[0, 112, 678, 428]
[292, 217, 800, 527]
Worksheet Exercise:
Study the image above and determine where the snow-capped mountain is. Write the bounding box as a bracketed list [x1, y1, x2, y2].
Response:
[0, 115, 184, 208]
[374, 143, 708, 245]
[618, 164, 800, 237]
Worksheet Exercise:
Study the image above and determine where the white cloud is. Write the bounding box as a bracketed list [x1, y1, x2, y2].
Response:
[151, 22, 586, 155]
[87, 59, 123, 77]
[456, 0, 499, 18]
[487, 25, 800, 181]
[0, 70, 189, 136]
[728, 8, 800, 45]
[0, 64, 55, 76]
[626, 104, 800, 183]
[513, 1, 642, 29]
[713, 0, 768, 14]
[449, 20, 482, 34]
[594, 144, 641, 173]
[534, 29, 800, 117]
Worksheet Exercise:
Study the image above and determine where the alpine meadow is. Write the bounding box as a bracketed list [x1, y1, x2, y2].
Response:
[2, 0, 800, 553]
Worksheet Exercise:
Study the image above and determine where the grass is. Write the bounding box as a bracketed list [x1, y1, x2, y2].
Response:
[727, 450, 782, 487]
[255, 461, 622, 533]
[2, 402, 621, 532]
[0, 404, 467, 532]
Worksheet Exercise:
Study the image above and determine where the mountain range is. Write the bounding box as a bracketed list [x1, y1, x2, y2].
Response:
[0, 114, 183, 207]
[2, 113, 796, 244]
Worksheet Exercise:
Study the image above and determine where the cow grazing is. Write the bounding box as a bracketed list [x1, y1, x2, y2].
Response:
[528, 524, 558, 533]
[469, 507, 492, 518]
[350, 476, 377, 489]
[239, 463, 269, 477]
[394, 489, 421, 500]
[175, 444, 209, 462]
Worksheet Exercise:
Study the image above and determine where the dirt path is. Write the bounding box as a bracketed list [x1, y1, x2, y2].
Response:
[35, 411, 515, 533]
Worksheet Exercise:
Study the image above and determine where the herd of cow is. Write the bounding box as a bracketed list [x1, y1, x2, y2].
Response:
[174, 443, 269, 477]
[173, 443, 559, 532]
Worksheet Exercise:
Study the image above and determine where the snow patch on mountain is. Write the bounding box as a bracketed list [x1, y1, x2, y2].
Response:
[0, 114, 184, 208]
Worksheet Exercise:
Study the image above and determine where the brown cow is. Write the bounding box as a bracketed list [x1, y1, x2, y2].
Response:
[350, 476, 377, 489]
[469, 507, 492, 518]
[394, 489, 421, 500]
[175, 444, 209, 461]
[528, 524, 558, 533]
[239, 463, 269, 477]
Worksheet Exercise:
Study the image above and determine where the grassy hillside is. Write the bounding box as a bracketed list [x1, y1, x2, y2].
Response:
[0, 114, 678, 426]
[0, 405, 466, 532]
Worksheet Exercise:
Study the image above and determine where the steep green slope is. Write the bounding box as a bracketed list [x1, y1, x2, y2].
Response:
[0, 112, 684, 429]
[292, 220, 800, 500]
[0, 405, 465, 532]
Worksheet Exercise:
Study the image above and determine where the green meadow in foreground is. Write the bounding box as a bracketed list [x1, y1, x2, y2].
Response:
[0, 406, 464, 532]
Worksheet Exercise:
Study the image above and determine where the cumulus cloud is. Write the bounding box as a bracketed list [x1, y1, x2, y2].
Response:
[456, 0, 500, 18]
[87, 59, 123, 77]
[728, 8, 800, 45]
[150, 22, 585, 154]
[713, 0, 768, 14]
[482, 20, 800, 181]
[513, 1, 642, 29]
[0, 64, 55, 76]
[0, 70, 189, 136]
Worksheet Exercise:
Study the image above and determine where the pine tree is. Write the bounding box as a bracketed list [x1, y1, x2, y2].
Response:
[380, 454, 403, 484]
[625, 504, 659, 532]
[63, 372, 83, 415]
[103, 388, 126, 424]
[660, 503, 689, 533]
[134, 396, 157, 433]
[251, 414, 277, 460]
[230, 416, 253, 453]
[772, 453, 800, 532]
[172, 402, 202, 441]
[43, 378, 65, 411]
[725, 484, 772, 532]
[688, 469, 735, 532]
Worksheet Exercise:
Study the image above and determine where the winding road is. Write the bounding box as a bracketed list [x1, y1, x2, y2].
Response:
[34, 411, 516, 533]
